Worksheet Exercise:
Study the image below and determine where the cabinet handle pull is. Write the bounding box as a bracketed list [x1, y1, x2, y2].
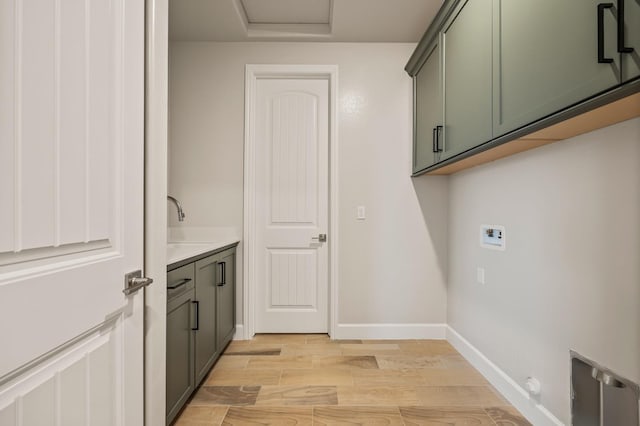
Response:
[435, 125, 443, 152]
[432, 127, 437, 153]
[617, 0, 634, 53]
[217, 261, 226, 287]
[167, 278, 191, 290]
[598, 3, 614, 63]
[192, 301, 199, 331]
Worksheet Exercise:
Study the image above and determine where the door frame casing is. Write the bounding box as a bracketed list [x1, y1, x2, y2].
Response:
[243, 64, 339, 339]
[144, 0, 169, 424]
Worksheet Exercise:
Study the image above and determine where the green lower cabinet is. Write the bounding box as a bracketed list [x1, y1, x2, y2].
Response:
[441, 0, 493, 160]
[194, 254, 219, 386]
[623, 0, 640, 82]
[166, 244, 238, 425]
[166, 272, 195, 425]
[216, 250, 236, 352]
[493, 0, 621, 137]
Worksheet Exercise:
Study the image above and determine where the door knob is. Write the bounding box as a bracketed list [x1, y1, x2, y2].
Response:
[123, 270, 154, 295]
[312, 234, 327, 242]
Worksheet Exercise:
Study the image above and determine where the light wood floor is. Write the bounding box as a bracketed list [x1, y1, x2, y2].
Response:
[175, 334, 531, 425]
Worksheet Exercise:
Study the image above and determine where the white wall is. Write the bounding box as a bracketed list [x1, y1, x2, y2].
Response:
[168, 42, 448, 331]
[447, 118, 640, 423]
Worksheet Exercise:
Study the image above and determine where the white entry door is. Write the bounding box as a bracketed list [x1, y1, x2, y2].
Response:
[0, 0, 145, 424]
[254, 77, 330, 333]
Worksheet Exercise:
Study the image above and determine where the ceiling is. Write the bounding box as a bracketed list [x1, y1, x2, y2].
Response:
[169, 0, 444, 42]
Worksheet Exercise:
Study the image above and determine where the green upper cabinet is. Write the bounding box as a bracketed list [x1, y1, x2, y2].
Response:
[493, 0, 621, 137]
[413, 43, 442, 174]
[441, 0, 493, 160]
[407, 0, 639, 175]
[623, 0, 640, 81]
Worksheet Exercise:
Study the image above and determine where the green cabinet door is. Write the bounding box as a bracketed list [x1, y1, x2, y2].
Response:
[413, 43, 442, 173]
[493, 0, 621, 137]
[194, 255, 219, 385]
[166, 288, 195, 425]
[623, 0, 640, 81]
[216, 249, 236, 352]
[441, 0, 493, 160]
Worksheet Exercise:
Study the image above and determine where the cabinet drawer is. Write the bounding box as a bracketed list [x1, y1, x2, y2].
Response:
[168, 263, 195, 301]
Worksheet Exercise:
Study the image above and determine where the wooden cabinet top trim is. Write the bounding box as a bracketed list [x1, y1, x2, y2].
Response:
[425, 89, 640, 175]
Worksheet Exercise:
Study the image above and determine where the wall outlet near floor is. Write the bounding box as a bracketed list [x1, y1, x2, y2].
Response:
[476, 267, 485, 285]
[480, 224, 505, 250]
[357, 205, 366, 220]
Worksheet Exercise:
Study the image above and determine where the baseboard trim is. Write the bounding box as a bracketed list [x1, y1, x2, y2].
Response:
[233, 324, 245, 340]
[446, 326, 564, 426]
[334, 323, 447, 340]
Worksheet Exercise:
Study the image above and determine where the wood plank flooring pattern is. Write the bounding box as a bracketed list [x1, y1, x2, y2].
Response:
[175, 334, 531, 425]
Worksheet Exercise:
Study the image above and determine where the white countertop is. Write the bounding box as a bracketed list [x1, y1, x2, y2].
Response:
[167, 239, 239, 266]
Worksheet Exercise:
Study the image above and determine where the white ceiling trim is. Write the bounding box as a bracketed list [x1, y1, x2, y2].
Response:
[248, 24, 332, 39]
[169, 0, 443, 43]
[233, 0, 334, 39]
[241, 0, 332, 24]
[233, 0, 250, 33]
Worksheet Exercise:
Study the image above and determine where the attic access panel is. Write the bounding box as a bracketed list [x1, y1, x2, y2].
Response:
[241, 0, 331, 24]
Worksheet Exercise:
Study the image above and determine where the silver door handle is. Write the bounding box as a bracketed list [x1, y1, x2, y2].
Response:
[312, 234, 327, 242]
[123, 270, 154, 295]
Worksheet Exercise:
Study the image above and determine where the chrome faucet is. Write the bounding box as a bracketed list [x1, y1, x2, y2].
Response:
[167, 195, 186, 222]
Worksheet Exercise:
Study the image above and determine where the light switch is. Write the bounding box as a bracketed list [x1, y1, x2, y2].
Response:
[477, 267, 485, 285]
[357, 206, 366, 220]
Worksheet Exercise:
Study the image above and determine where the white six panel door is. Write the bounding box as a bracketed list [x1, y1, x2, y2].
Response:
[0, 0, 145, 424]
[254, 78, 329, 333]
